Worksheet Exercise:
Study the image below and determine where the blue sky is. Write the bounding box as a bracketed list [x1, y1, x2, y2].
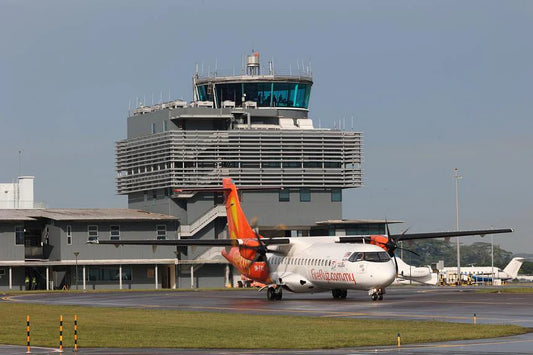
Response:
[1, 1, 531, 253]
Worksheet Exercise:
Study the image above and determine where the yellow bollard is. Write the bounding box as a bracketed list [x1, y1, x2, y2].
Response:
[74, 315, 78, 352]
[59, 315, 63, 353]
[26, 315, 30, 354]
[473, 313, 477, 324]
[397, 332, 401, 347]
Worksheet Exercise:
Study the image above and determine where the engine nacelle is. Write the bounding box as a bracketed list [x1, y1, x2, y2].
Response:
[370, 235, 389, 252]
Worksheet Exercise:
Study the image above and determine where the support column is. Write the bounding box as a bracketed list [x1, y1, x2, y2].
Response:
[8, 267, 12, 290]
[46, 267, 49, 291]
[82, 266, 86, 290]
[154, 265, 158, 289]
[119, 265, 123, 290]
[225, 264, 230, 288]
[190, 265, 194, 288]
[170, 265, 176, 289]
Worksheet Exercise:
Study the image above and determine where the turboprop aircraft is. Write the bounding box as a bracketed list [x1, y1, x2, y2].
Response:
[92, 178, 513, 301]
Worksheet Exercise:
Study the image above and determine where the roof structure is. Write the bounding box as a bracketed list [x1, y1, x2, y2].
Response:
[0, 209, 178, 222]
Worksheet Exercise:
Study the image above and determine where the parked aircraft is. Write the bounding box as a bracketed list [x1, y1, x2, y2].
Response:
[440, 257, 524, 282]
[93, 178, 513, 301]
[393, 257, 438, 285]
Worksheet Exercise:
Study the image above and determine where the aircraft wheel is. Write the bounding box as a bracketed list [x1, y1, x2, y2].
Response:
[275, 288, 283, 301]
[332, 289, 340, 299]
[340, 290, 347, 299]
[371, 292, 378, 301]
[378, 293, 383, 301]
[267, 287, 276, 301]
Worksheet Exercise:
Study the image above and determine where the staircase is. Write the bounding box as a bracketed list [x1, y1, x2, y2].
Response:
[179, 205, 226, 237]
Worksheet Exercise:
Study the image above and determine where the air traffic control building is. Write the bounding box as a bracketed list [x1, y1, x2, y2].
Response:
[115, 52, 366, 287]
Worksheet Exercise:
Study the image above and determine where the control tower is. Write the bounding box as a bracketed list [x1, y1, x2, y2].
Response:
[116, 52, 362, 286]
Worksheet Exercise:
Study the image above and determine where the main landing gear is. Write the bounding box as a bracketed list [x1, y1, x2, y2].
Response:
[331, 289, 347, 299]
[369, 288, 385, 301]
[267, 286, 283, 301]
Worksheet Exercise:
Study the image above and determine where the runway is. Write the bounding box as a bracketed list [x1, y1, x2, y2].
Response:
[2, 286, 533, 354]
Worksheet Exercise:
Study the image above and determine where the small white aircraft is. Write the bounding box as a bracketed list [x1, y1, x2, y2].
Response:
[440, 257, 524, 282]
[94, 178, 513, 301]
[393, 257, 438, 285]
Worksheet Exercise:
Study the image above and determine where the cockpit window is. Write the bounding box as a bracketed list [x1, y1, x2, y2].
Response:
[348, 252, 363, 262]
[348, 251, 391, 263]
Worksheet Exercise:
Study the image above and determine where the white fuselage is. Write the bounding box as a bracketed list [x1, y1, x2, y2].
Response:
[394, 257, 438, 285]
[440, 257, 524, 281]
[266, 237, 397, 293]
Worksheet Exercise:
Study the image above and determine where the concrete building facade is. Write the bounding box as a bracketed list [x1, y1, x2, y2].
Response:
[0, 209, 179, 291]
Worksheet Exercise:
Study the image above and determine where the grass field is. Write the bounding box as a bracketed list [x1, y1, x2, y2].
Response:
[0, 302, 527, 349]
[476, 287, 533, 294]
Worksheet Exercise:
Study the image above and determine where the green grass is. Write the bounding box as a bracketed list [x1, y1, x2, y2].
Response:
[476, 287, 533, 294]
[0, 302, 527, 349]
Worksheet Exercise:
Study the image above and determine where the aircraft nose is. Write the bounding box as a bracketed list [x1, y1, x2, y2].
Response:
[377, 260, 396, 286]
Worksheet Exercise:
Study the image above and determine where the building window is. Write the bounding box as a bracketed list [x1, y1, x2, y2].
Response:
[331, 189, 342, 202]
[156, 225, 167, 240]
[300, 188, 311, 202]
[15, 226, 24, 245]
[88, 266, 131, 282]
[88, 225, 98, 242]
[67, 225, 72, 245]
[279, 189, 290, 202]
[110, 225, 120, 241]
[151, 123, 156, 134]
[163, 120, 168, 131]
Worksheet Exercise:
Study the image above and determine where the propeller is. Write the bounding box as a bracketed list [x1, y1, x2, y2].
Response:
[380, 222, 419, 274]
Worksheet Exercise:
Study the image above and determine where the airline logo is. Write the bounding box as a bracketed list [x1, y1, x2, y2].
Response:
[310, 269, 357, 285]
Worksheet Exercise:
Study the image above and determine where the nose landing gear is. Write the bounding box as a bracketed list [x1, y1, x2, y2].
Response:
[369, 288, 385, 301]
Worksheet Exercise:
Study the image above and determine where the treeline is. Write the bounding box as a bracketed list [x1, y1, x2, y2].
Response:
[398, 240, 514, 269]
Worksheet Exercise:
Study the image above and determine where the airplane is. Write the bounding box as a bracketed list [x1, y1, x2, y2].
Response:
[393, 257, 438, 285]
[92, 178, 513, 301]
[440, 257, 524, 283]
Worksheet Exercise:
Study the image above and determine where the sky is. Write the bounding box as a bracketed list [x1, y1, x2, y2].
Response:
[1, 1, 532, 254]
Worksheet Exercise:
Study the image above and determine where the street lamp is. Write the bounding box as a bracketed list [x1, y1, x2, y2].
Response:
[453, 168, 462, 282]
[73, 252, 80, 290]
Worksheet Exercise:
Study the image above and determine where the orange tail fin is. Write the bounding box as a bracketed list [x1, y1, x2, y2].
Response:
[222, 178, 257, 240]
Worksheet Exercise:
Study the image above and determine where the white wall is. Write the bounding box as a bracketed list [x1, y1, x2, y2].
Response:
[0, 176, 34, 209]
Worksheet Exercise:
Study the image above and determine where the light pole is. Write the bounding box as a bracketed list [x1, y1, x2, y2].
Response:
[73, 252, 80, 290]
[491, 232, 494, 284]
[453, 168, 462, 282]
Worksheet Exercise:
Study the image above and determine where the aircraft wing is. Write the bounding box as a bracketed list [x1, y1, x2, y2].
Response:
[336, 228, 512, 244]
[90, 238, 291, 246]
[390, 228, 513, 241]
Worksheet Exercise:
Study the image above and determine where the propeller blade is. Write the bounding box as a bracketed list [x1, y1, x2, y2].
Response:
[397, 246, 420, 257]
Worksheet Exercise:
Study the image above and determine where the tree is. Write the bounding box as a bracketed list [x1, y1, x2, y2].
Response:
[400, 240, 512, 269]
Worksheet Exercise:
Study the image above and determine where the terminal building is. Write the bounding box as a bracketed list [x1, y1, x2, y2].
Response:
[0, 52, 382, 291]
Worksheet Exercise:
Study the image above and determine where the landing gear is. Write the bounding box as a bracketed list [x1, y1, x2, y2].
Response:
[267, 286, 282, 301]
[369, 288, 385, 301]
[332, 289, 347, 299]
